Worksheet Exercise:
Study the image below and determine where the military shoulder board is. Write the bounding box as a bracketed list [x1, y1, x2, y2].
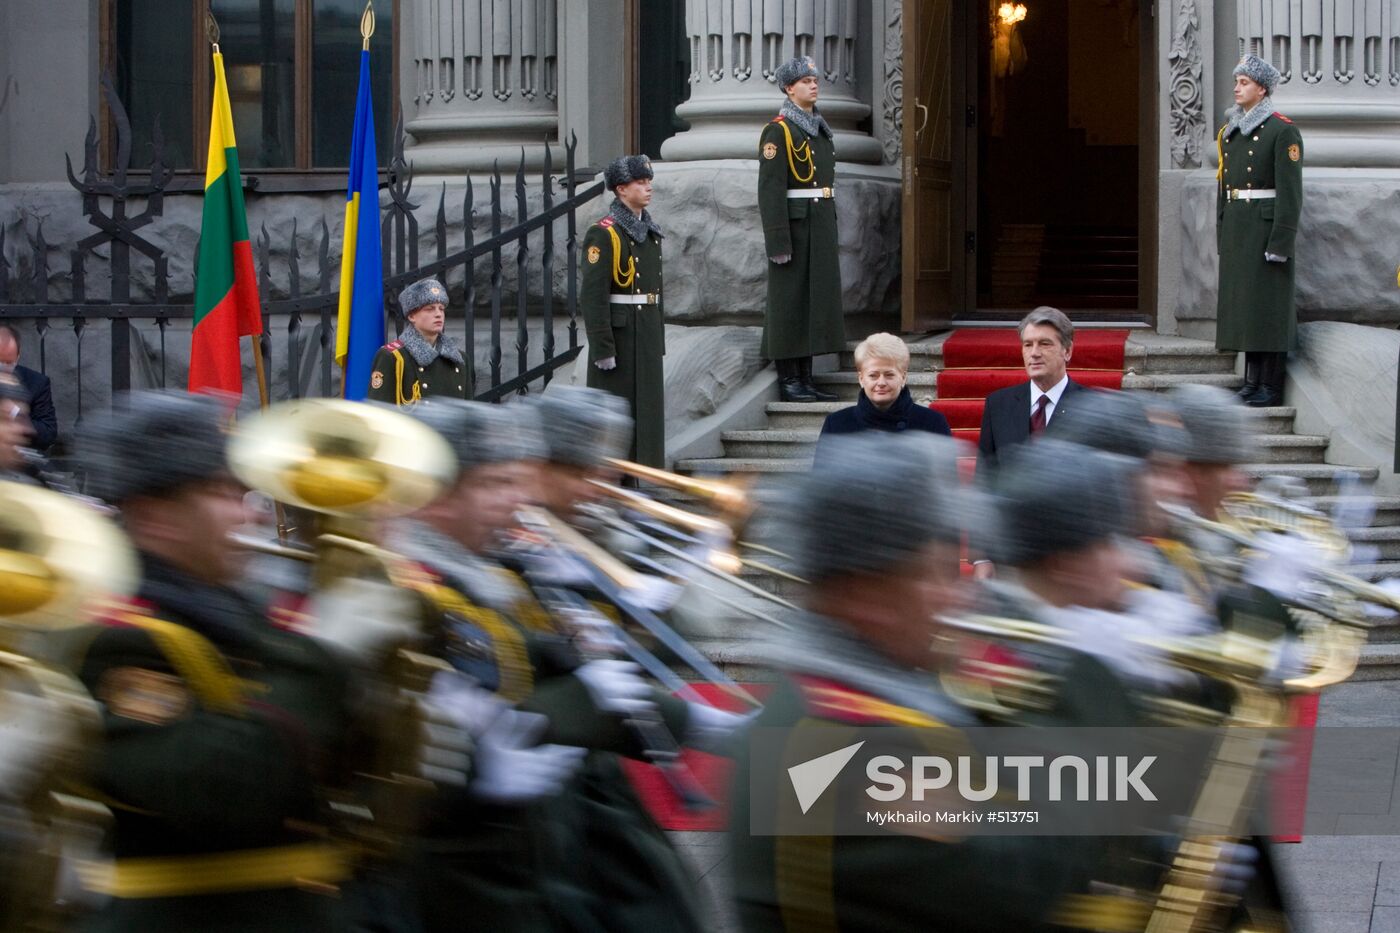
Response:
[1273, 112, 1293, 123]
[385, 340, 404, 351]
[598, 216, 614, 228]
[792, 675, 944, 728]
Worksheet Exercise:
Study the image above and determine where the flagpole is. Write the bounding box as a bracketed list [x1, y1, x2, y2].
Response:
[339, 1, 377, 400]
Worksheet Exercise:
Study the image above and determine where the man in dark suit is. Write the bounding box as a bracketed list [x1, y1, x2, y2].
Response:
[975, 306, 1087, 473]
[0, 324, 56, 453]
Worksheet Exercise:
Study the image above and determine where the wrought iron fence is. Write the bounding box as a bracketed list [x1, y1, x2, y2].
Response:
[0, 73, 603, 427]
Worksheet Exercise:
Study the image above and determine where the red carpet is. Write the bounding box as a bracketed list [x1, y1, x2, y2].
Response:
[941, 328, 1130, 370]
[929, 329, 1130, 453]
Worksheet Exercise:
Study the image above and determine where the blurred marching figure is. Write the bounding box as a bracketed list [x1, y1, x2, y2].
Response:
[470, 385, 752, 933]
[727, 432, 1112, 931]
[69, 392, 363, 933]
[0, 480, 132, 932]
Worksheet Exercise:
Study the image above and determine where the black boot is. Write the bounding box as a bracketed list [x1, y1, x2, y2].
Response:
[799, 357, 839, 402]
[1246, 352, 1285, 407]
[1235, 352, 1262, 402]
[777, 359, 817, 402]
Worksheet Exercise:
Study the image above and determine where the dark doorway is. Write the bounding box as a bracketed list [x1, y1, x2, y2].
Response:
[972, 0, 1144, 317]
[636, 0, 690, 159]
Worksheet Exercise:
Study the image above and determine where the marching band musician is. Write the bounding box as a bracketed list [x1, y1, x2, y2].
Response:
[389, 392, 740, 933]
[69, 392, 360, 933]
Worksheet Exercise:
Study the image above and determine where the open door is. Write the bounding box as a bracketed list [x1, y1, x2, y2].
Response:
[900, 0, 960, 332]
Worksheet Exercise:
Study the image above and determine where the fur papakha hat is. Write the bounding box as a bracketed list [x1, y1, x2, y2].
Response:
[775, 56, 820, 91]
[1233, 53, 1282, 93]
[399, 277, 449, 317]
[603, 155, 654, 192]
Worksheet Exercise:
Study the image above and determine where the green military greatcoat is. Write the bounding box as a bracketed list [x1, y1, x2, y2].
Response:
[758, 114, 845, 361]
[581, 214, 666, 467]
[1215, 110, 1304, 353]
[366, 329, 472, 405]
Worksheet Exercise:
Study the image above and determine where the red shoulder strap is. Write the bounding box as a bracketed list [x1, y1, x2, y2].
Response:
[598, 216, 614, 228]
[1273, 111, 1293, 124]
[385, 340, 404, 351]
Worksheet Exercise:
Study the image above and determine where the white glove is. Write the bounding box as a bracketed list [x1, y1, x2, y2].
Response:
[684, 701, 758, 753]
[418, 672, 505, 787]
[1264, 252, 1288, 263]
[470, 708, 586, 804]
[304, 577, 423, 665]
[594, 356, 617, 371]
[769, 254, 792, 265]
[1244, 530, 1338, 601]
[574, 658, 657, 717]
[0, 689, 70, 800]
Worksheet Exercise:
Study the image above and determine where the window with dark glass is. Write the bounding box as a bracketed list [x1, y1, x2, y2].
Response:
[109, 0, 395, 172]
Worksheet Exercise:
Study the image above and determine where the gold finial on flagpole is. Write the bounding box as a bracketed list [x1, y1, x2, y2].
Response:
[361, 2, 375, 51]
[205, 11, 221, 53]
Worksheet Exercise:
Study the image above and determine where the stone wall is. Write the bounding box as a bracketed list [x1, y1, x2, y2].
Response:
[1172, 169, 1400, 341]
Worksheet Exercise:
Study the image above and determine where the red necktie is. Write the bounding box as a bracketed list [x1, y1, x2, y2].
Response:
[1030, 394, 1050, 435]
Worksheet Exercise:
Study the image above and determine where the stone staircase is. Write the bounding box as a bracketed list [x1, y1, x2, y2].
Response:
[673, 332, 1400, 679]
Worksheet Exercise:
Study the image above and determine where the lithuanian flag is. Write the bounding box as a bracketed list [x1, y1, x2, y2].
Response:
[189, 51, 262, 395]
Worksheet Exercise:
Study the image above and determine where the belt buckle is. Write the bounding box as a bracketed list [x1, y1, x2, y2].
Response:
[1228, 189, 1241, 201]
[822, 186, 833, 199]
[645, 293, 658, 305]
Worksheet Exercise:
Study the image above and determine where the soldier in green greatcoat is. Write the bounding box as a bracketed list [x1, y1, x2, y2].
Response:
[581, 155, 666, 467]
[1215, 53, 1303, 408]
[759, 56, 843, 403]
[367, 277, 472, 405]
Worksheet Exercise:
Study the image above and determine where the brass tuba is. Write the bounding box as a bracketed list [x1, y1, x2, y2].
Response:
[0, 481, 139, 930]
[227, 399, 459, 849]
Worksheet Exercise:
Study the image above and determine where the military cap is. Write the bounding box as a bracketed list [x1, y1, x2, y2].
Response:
[408, 398, 543, 473]
[1233, 53, 1282, 93]
[535, 385, 633, 468]
[988, 439, 1139, 567]
[1169, 383, 1258, 465]
[775, 55, 820, 91]
[788, 433, 970, 582]
[79, 390, 231, 504]
[0, 371, 28, 404]
[603, 154, 654, 192]
[1055, 390, 1189, 460]
[399, 277, 449, 317]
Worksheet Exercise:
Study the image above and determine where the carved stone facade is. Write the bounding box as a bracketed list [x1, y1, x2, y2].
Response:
[1168, 0, 1206, 168]
[660, 0, 883, 162]
[403, 0, 560, 173]
[1233, 0, 1400, 165]
[882, 0, 903, 164]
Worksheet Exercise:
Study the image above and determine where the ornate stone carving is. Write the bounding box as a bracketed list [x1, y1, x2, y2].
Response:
[1167, 0, 1206, 169]
[882, 0, 903, 164]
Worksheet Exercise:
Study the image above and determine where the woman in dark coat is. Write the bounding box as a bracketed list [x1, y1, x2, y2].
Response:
[815, 333, 950, 464]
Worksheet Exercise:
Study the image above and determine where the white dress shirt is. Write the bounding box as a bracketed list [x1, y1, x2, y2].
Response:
[1029, 374, 1069, 425]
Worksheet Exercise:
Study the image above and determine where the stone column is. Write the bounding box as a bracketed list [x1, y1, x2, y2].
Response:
[660, 0, 884, 162]
[402, 0, 560, 173]
[1232, 0, 1400, 166]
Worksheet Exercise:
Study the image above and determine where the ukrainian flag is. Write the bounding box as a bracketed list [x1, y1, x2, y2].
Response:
[335, 47, 385, 401]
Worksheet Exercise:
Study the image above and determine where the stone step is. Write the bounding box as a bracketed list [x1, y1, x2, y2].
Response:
[676, 457, 809, 475]
[839, 340, 1237, 376]
[765, 401, 850, 429]
[1346, 527, 1400, 562]
[1345, 562, 1400, 582]
[721, 429, 820, 460]
[811, 370, 1243, 401]
[1352, 643, 1400, 681]
[1310, 496, 1400, 527]
[1250, 434, 1330, 465]
[716, 430, 1324, 465]
[1246, 406, 1297, 435]
[764, 401, 1297, 435]
[1240, 464, 1381, 496]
